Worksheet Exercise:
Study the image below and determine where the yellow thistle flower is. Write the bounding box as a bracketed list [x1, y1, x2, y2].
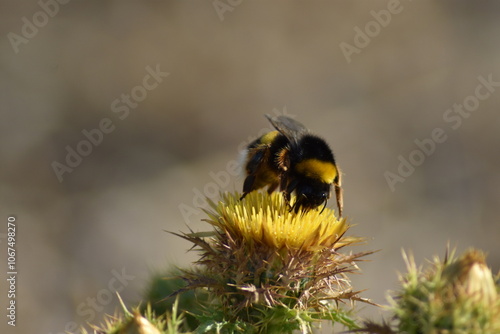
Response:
[174, 191, 374, 333]
[204, 191, 355, 252]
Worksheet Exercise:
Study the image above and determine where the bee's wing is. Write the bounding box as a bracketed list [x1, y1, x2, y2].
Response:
[265, 115, 308, 144]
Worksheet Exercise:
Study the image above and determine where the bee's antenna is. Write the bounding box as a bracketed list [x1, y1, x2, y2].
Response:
[320, 200, 327, 214]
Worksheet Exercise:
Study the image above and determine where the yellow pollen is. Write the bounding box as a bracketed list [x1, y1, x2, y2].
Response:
[206, 192, 350, 252]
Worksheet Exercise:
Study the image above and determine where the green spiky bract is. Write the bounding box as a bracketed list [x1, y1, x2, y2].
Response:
[359, 248, 500, 334]
[80, 296, 182, 334]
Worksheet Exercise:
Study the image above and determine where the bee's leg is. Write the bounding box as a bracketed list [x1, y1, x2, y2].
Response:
[241, 148, 267, 200]
[282, 191, 292, 210]
[334, 172, 343, 217]
[241, 174, 256, 200]
[277, 174, 289, 208]
[335, 185, 343, 217]
[267, 183, 279, 194]
[283, 178, 298, 212]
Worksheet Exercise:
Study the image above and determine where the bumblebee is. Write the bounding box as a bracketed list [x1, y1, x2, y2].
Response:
[240, 115, 343, 216]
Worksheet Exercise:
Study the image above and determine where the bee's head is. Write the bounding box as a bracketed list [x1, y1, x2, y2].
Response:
[292, 180, 331, 212]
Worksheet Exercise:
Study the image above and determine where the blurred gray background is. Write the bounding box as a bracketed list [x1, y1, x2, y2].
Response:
[1, 1, 499, 333]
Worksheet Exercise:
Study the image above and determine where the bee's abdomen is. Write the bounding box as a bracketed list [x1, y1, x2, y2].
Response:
[294, 159, 337, 184]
